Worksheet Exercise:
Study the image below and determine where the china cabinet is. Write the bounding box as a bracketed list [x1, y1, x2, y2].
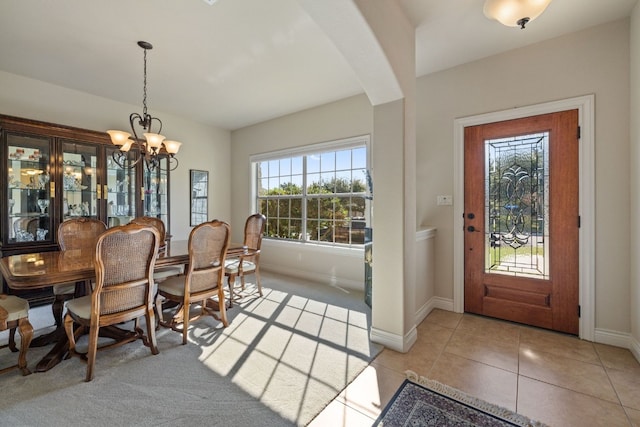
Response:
[1, 115, 172, 304]
[143, 157, 169, 228]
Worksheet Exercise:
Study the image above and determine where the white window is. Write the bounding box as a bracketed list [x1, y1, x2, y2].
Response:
[252, 136, 371, 246]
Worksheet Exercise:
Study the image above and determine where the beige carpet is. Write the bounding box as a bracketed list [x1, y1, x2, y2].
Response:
[0, 272, 382, 426]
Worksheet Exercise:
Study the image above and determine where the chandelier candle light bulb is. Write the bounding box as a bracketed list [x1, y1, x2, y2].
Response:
[120, 140, 134, 153]
[106, 130, 131, 146]
[143, 133, 165, 153]
[163, 140, 182, 155]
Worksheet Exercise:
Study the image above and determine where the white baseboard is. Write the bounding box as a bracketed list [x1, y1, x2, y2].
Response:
[630, 336, 640, 364]
[594, 328, 633, 349]
[415, 296, 454, 325]
[594, 328, 640, 364]
[260, 264, 363, 292]
[415, 302, 430, 326]
[370, 325, 417, 353]
[431, 297, 454, 312]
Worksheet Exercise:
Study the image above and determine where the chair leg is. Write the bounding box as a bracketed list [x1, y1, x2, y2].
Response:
[16, 318, 33, 376]
[85, 324, 99, 382]
[255, 268, 263, 297]
[64, 313, 78, 357]
[154, 293, 163, 330]
[145, 307, 159, 355]
[182, 300, 189, 345]
[218, 288, 229, 327]
[8, 327, 17, 352]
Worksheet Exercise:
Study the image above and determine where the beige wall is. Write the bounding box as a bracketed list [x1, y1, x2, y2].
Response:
[230, 19, 634, 340]
[630, 5, 640, 358]
[416, 19, 631, 334]
[0, 70, 231, 241]
[230, 94, 373, 288]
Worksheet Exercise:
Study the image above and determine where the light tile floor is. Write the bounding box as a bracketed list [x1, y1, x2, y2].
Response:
[308, 309, 640, 427]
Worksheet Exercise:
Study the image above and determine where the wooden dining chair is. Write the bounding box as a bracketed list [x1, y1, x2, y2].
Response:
[129, 216, 169, 248]
[0, 294, 33, 376]
[224, 213, 266, 307]
[158, 220, 230, 344]
[63, 223, 160, 382]
[129, 216, 183, 280]
[53, 218, 107, 326]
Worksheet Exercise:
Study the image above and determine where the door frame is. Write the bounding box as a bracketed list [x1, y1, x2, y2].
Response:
[452, 95, 595, 340]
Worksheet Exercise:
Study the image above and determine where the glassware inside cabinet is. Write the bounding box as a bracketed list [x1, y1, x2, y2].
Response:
[6, 134, 52, 243]
[143, 157, 169, 227]
[61, 141, 98, 222]
[106, 147, 137, 228]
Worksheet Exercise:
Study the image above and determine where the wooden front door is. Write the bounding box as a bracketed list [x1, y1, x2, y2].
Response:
[464, 110, 579, 335]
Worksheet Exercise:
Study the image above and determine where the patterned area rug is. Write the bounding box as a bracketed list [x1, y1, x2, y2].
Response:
[374, 371, 548, 427]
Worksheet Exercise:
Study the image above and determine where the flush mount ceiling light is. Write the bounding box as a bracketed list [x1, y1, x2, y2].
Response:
[107, 41, 181, 172]
[483, 0, 553, 29]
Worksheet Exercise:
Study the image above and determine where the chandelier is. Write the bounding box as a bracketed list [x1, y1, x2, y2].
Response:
[107, 41, 181, 171]
[483, 0, 553, 29]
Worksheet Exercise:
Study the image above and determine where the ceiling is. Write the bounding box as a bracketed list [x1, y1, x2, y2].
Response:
[0, 0, 636, 130]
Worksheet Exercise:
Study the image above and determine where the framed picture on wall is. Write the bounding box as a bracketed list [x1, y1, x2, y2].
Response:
[190, 169, 208, 226]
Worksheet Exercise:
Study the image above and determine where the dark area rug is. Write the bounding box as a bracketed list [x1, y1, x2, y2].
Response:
[374, 371, 548, 427]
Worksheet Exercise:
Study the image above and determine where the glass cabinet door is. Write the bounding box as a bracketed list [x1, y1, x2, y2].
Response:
[6, 134, 53, 244]
[61, 140, 98, 222]
[143, 158, 169, 229]
[106, 147, 138, 228]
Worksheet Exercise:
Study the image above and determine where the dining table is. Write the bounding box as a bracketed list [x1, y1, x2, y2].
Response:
[0, 240, 251, 372]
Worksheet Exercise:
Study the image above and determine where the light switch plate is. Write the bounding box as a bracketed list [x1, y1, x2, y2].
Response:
[437, 195, 453, 206]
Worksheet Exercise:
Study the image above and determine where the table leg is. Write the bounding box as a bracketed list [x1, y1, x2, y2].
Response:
[30, 325, 66, 347]
[34, 334, 70, 372]
[33, 323, 139, 372]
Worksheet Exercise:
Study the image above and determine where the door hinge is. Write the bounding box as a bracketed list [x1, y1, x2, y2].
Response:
[578, 216, 581, 228]
[577, 126, 581, 140]
[578, 305, 581, 318]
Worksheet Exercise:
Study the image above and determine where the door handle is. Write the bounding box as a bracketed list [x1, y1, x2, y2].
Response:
[467, 225, 481, 233]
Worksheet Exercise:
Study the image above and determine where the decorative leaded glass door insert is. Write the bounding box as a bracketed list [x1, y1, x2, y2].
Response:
[486, 132, 549, 279]
[464, 111, 579, 335]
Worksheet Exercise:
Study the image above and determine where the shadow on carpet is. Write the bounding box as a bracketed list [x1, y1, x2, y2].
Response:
[0, 272, 382, 426]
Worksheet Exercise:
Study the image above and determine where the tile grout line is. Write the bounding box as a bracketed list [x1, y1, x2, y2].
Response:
[594, 343, 636, 426]
[424, 314, 462, 379]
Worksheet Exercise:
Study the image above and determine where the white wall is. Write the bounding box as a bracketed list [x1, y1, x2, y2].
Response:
[0, 71, 231, 241]
[416, 20, 631, 334]
[630, 5, 640, 359]
[230, 94, 373, 289]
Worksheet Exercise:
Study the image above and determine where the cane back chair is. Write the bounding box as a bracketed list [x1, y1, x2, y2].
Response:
[63, 223, 160, 381]
[53, 218, 107, 325]
[130, 216, 183, 280]
[224, 213, 266, 307]
[158, 220, 230, 344]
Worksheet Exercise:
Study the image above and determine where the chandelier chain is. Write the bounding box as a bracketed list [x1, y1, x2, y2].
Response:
[142, 48, 148, 119]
